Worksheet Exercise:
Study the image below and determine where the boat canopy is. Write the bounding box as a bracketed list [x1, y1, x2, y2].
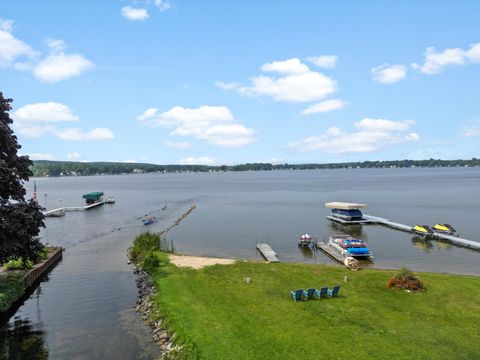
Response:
[325, 202, 367, 210]
[82, 192, 104, 201]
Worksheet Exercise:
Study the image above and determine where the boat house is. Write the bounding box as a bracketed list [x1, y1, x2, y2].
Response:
[82, 192, 104, 204]
[325, 202, 369, 224]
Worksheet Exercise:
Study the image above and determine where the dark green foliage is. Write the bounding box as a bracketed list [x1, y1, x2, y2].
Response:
[0, 92, 45, 264]
[0, 272, 26, 312]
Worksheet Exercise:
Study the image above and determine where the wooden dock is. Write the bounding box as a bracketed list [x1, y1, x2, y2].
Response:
[256, 244, 279, 262]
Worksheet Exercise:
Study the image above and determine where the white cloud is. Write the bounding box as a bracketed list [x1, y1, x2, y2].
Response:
[123, 159, 137, 163]
[0, 18, 38, 67]
[121, 6, 149, 21]
[220, 58, 338, 105]
[34, 52, 93, 82]
[371, 64, 407, 84]
[289, 118, 419, 154]
[138, 105, 255, 147]
[67, 152, 81, 160]
[15, 124, 54, 138]
[412, 42, 480, 74]
[13, 102, 79, 123]
[54, 128, 115, 141]
[178, 156, 217, 165]
[305, 55, 338, 69]
[29, 153, 55, 161]
[464, 122, 480, 137]
[137, 108, 158, 121]
[155, 0, 171, 12]
[301, 99, 346, 115]
[260, 58, 310, 74]
[45, 38, 66, 52]
[164, 141, 192, 150]
[214, 81, 241, 90]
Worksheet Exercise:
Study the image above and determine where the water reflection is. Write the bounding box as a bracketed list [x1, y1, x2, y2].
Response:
[327, 222, 368, 240]
[0, 317, 48, 360]
[297, 245, 315, 258]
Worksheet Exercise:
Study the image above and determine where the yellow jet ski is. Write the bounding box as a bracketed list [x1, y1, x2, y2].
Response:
[432, 223, 456, 235]
[413, 224, 434, 236]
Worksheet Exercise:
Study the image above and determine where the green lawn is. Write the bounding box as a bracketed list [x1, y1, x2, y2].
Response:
[149, 253, 480, 359]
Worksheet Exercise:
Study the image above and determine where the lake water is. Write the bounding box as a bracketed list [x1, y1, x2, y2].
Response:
[1, 168, 479, 359]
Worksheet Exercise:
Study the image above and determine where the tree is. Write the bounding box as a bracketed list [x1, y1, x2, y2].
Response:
[0, 92, 45, 265]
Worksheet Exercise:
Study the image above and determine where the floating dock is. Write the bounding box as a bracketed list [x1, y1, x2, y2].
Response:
[256, 244, 279, 262]
[43, 200, 105, 216]
[363, 215, 480, 250]
[325, 202, 480, 251]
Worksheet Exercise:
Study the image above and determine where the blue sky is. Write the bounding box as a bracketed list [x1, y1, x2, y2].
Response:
[1, 0, 479, 165]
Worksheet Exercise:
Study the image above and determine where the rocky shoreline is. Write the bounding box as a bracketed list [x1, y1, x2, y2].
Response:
[130, 259, 178, 358]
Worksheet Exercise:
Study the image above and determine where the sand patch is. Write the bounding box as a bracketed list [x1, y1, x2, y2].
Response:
[169, 254, 235, 269]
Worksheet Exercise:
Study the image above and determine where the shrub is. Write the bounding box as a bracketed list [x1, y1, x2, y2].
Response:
[38, 248, 49, 260]
[3, 257, 33, 270]
[130, 232, 175, 261]
[387, 266, 425, 291]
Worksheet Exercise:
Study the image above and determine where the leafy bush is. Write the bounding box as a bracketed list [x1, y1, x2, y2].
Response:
[3, 257, 33, 270]
[387, 266, 425, 291]
[130, 232, 175, 261]
[0, 272, 26, 312]
[38, 248, 49, 260]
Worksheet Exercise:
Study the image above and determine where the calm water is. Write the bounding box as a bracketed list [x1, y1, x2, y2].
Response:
[1, 168, 479, 359]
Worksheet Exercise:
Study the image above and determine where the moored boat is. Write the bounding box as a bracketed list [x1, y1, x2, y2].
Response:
[298, 233, 314, 247]
[142, 216, 156, 225]
[105, 196, 116, 204]
[327, 234, 373, 259]
[432, 223, 456, 235]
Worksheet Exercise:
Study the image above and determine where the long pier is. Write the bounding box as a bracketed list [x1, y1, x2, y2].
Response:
[256, 244, 279, 262]
[44, 200, 105, 216]
[363, 214, 480, 250]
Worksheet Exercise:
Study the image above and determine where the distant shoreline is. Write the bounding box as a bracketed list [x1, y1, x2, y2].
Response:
[30, 158, 480, 177]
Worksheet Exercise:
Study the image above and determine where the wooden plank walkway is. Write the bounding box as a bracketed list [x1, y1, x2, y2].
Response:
[256, 244, 279, 262]
[316, 242, 346, 263]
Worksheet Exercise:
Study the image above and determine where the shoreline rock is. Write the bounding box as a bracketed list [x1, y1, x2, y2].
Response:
[128, 252, 176, 358]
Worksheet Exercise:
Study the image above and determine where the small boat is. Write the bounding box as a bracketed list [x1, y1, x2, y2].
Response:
[105, 196, 116, 204]
[143, 216, 156, 225]
[298, 233, 314, 247]
[432, 223, 456, 235]
[413, 224, 434, 237]
[327, 235, 373, 259]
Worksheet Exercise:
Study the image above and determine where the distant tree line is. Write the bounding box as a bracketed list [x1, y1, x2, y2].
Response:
[30, 158, 480, 177]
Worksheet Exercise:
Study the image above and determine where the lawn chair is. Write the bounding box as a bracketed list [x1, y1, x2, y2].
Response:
[327, 285, 340, 298]
[303, 288, 315, 301]
[315, 287, 328, 299]
[290, 289, 303, 302]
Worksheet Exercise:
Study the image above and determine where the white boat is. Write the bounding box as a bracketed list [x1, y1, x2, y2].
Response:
[327, 234, 373, 259]
[105, 196, 116, 204]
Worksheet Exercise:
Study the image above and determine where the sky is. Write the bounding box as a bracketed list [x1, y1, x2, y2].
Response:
[1, 0, 479, 165]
